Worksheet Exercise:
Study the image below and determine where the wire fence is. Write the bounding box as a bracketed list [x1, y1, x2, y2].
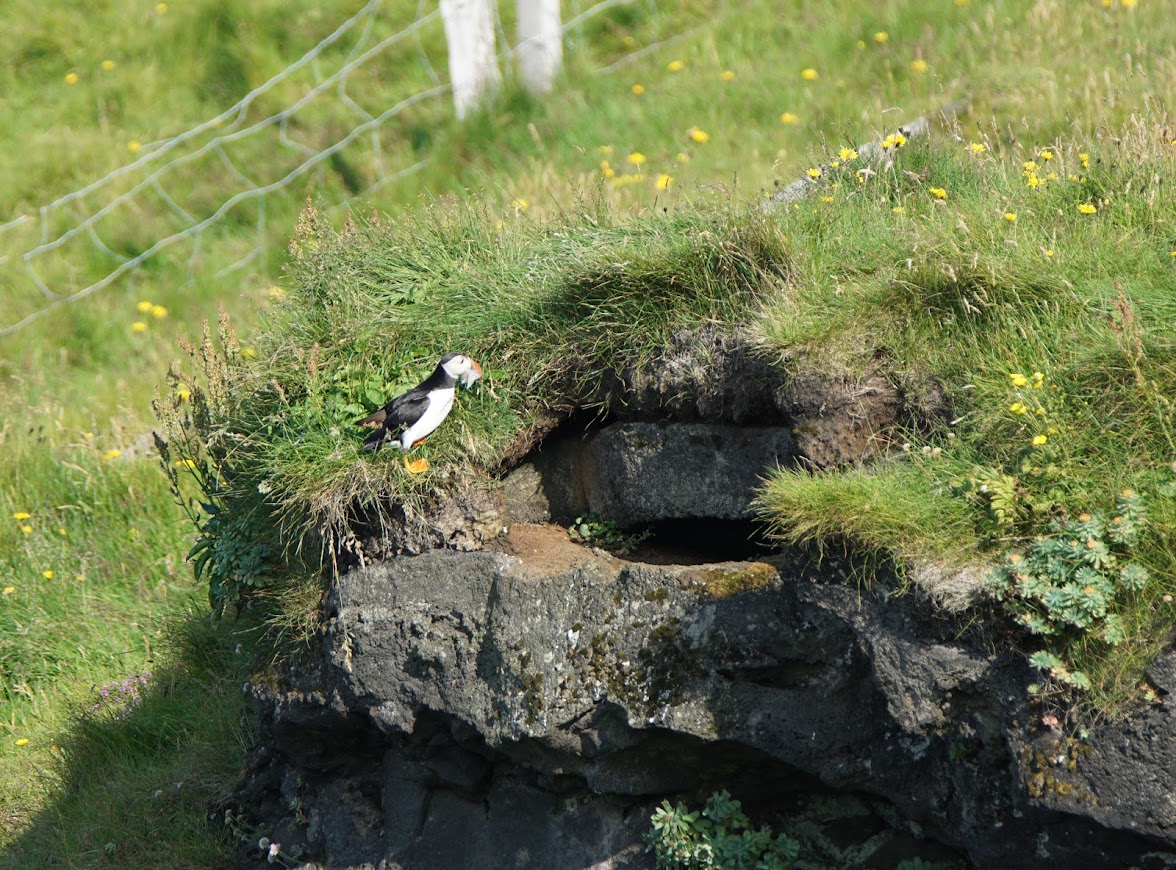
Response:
[0, 0, 668, 337]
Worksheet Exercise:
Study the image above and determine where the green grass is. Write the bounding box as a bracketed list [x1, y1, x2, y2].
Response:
[3, 0, 1176, 864]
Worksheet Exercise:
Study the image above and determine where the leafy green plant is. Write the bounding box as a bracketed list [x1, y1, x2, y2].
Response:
[567, 514, 651, 555]
[987, 490, 1149, 687]
[644, 790, 801, 870]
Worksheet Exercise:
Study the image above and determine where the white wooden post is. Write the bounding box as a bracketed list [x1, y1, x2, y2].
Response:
[517, 0, 562, 94]
[439, 0, 502, 119]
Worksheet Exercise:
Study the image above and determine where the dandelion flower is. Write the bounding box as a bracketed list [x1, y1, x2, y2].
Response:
[103, 449, 122, 461]
[1077, 203, 1097, 214]
[510, 198, 528, 210]
[688, 127, 710, 144]
[597, 145, 614, 156]
[656, 173, 672, 190]
[1009, 373, 1028, 386]
[136, 300, 153, 313]
[856, 40, 866, 49]
[720, 70, 735, 82]
[21, 526, 32, 534]
[76, 574, 85, 582]
[12, 512, 31, 521]
[1045, 249, 1054, 258]
[177, 385, 191, 401]
[266, 286, 285, 301]
[15, 738, 28, 747]
[910, 59, 929, 74]
[1121, 0, 1136, 7]
[891, 206, 905, 214]
[838, 147, 858, 160]
[881, 135, 896, 150]
[155, 2, 168, 13]
[801, 68, 818, 81]
[779, 112, 799, 125]
[128, 140, 142, 153]
[929, 186, 947, 199]
[626, 152, 646, 166]
[1026, 174, 1041, 189]
[829, 160, 840, 169]
[631, 83, 645, 95]
[667, 60, 684, 73]
[1079, 152, 1090, 168]
[1046, 171, 1058, 181]
[42, 570, 53, 580]
[820, 195, 834, 203]
[65, 72, 79, 85]
[675, 152, 689, 164]
[1009, 402, 1028, 415]
[150, 304, 168, 319]
[101, 59, 116, 71]
[1032, 434, 1048, 446]
[58, 528, 67, 536]
[1040, 149, 1053, 160]
[600, 161, 615, 178]
[1032, 372, 1044, 383]
[969, 142, 986, 154]
[893, 132, 907, 147]
[806, 168, 822, 179]
[241, 347, 256, 359]
[1022, 160, 1038, 173]
[1003, 212, 1017, 223]
[132, 321, 148, 333]
[873, 31, 889, 43]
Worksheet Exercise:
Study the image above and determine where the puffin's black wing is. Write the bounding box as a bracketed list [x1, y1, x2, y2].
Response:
[360, 389, 431, 452]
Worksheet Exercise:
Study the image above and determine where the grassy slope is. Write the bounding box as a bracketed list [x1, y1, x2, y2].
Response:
[2, 0, 1174, 865]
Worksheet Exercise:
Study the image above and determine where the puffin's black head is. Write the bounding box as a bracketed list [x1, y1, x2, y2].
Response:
[438, 353, 483, 387]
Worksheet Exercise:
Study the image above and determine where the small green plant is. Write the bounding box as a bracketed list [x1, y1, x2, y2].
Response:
[644, 790, 801, 870]
[987, 489, 1149, 686]
[567, 514, 651, 555]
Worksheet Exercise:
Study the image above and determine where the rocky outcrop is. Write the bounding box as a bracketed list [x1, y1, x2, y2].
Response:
[232, 531, 1176, 869]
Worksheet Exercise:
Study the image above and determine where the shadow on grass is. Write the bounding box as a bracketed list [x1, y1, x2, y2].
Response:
[2, 611, 258, 870]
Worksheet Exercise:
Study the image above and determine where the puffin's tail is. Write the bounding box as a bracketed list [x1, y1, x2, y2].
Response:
[362, 427, 390, 452]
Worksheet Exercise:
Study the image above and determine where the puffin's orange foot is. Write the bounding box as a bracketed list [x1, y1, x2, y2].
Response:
[404, 456, 430, 474]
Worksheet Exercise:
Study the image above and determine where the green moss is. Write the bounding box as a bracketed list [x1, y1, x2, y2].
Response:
[682, 562, 778, 599]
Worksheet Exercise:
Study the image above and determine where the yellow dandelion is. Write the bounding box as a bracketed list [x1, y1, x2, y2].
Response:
[175, 458, 198, 470]
[969, 142, 986, 154]
[1009, 373, 1028, 386]
[720, 70, 735, 82]
[688, 127, 710, 144]
[1077, 203, 1097, 214]
[510, 198, 528, 210]
[1032, 434, 1048, 446]
[20, 525, 32, 535]
[136, 300, 153, 313]
[1121, 0, 1137, 7]
[856, 40, 866, 49]
[1079, 152, 1090, 168]
[1022, 160, 1037, 173]
[155, 2, 168, 13]
[64, 72, 79, 85]
[893, 133, 907, 147]
[151, 304, 168, 319]
[15, 738, 29, 747]
[1009, 402, 1028, 415]
[58, 527, 67, 536]
[821, 195, 834, 203]
[631, 83, 645, 96]
[128, 140, 142, 153]
[910, 58, 928, 74]
[891, 206, 905, 214]
[132, 321, 148, 333]
[838, 147, 858, 161]
[1026, 174, 1041, 189]
[627, 152, 646, 166]
[2, 586, 14, 596]
[656, 174, 672, 191]
[881, 135, 896, 150]
[42, 570, 54, 580]
[829, 160, 840, 169]
[667, 60, 684, 73]
[266, 286, 285, 301]
[600, 161, 615, 178]
[929, 187, 947, 199]
[801, 68, 818, 81]
[873, 31, 889, 44]
[1045, 249, 1054, 259]
[779, 112, 799, 125]
[176, 384, 191, 401]
[104, 449, 122, 461]
[76, 574, 85, 582]
[806, 168, 822, 179]
[675, 152, 690, 164]
[1046, 171, 1058, 181]
[101, 59, 116, 71]
[598, 145, 614, 156]
[12, 512, 31, 521]
[241, 347, 257, 359]
[1040, 149, 1053, 160]
[1003, 212, 1017, 223]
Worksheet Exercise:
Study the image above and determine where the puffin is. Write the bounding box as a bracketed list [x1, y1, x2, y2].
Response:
[357, 353, 483, 470]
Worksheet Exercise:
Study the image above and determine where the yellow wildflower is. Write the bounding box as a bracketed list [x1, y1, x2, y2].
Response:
[910, 59, 928, 74]
[104, 449, 122, 461]
[155, 2, 168, 13]
[667, 60, 684, 73]
[1077, 203, 1097, 214]
[12, 512, 31, 521]
[598, 145, 614, 156]
[510, 198, 528, 210]
[42, 570, 53, 580]
[132, 321, 147, 333]
[893, 133, 907, 147]
[806, 168, 822, 179]
[969, 142, 986, 154]
[1121, 0, 1137, 7]
[856, 40, 866, 49]
[2, 586, 14, 596]
[1046, 172, 1058, 181]
[1026, 174, 1040, 189]
[688, 127, 710, 144]
[1032, 434, 1048, 446]
[873, 32, 889, 44]
[675, 152, 690, 164]
[15, 738, 28, 747]
[128, 140, 142, 153]
[801, 68, 818, 81]
[656, 174, 672, 190]
[627, 152, 646, 166]
[241, 347, 257, 359]
[20, 526, 31, 534]
[821, 195, 834, 203]
[881, 135, 896, 150]
[838, 147, 858, 161]
[1040, 149, 1053, 160]
[1009, 402, 1028, 415]
[929, 187, 947, 199]
[1023, 160, 1038, 173]
[1079, 152, 1090, 168]
[1003, 212, 1017, 223]
[600, 161, 615, 178]
[151, 304, 168, 319]
[58, 528, 67, 536]
[1009, 373, 1028, 386]
[64, 72, 79, 85]
[176, 384, 191, 402]
[136, 300, 153, 313]
[720, 70, 736, 82]
[266, 286, 285, 301]
[631, 84, 645, 96]
[76, 574, 85, 582]
[102, 59, 116, 71]
[891, 206, 905, 214]
[779, 112, 799, 125]
[1044, 249, 1054, 259]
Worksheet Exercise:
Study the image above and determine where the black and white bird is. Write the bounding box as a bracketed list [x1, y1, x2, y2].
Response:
[357, 353, 483, 464]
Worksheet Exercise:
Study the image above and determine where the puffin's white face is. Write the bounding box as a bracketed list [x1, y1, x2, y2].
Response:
[441, 354, 483, 387]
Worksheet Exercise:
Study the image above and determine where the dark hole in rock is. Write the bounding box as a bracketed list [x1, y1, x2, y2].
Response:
[622, 518, 776, 565]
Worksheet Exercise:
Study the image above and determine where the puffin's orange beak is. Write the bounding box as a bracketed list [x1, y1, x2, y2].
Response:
[471, 359, 483, 377]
